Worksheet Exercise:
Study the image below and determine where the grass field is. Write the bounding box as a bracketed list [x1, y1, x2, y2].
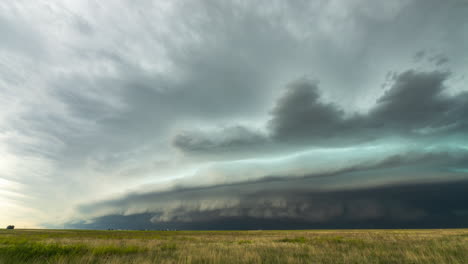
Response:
[0, 229, 467, 263]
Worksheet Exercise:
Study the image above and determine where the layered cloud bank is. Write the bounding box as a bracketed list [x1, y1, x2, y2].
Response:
[1, 0, 467, 228]
[71, 179, 468, 230]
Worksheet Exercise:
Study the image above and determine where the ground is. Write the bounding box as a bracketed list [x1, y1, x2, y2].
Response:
[0, 229, 467, 263]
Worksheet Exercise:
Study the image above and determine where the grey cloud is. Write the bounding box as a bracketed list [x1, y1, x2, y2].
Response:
[271, 70, 466, 141]
[268, 79, 345, 142]
[174, 69, 468, 154]
[412, 51, 450, 66]
[73, 16, 93, 35]
[370, 70, 451, 130]
[413, 50, 426, 61]
[0, 16, 45, 56]
[173, 126, 268, 155]
[74, 149, 468, 221]
[7, 0, 468, 165]
[2, 0, 468, 227]
[429, 54, 450, 66]
[69, 176, 468, 230]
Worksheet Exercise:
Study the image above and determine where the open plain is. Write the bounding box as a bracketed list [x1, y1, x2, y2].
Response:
[0, 229, 467, 264]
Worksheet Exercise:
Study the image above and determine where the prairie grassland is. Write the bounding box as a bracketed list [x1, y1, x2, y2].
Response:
[0, 229, 467, 264]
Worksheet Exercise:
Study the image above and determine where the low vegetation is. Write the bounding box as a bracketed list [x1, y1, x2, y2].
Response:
[0, 229, 467, 263]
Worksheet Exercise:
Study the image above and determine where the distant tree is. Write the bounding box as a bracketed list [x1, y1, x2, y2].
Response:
[6, 225, 14, 229]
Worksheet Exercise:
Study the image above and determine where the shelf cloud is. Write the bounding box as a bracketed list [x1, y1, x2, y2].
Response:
[1, 0, 467, 229]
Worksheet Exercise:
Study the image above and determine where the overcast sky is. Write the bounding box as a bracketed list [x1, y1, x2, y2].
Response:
[1, 0, 468, 229]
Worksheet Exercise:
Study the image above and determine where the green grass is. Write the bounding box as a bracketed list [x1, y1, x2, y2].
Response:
[0, 229, 467, 263]
[277, 236, 307, 243]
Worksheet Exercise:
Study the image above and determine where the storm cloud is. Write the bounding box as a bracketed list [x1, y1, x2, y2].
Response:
[1, 0, 467, 229]
[173, 69, 468, 154]
[70, 177, 468, 230]
[69, 150, 468, 229]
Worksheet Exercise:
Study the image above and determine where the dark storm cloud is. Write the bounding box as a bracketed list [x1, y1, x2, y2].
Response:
[70, 179, 468, 230]
[268, 79, 346, 142]
[370, 71, 451, 130]
[70, 150, 468, 229]
[173, 69, 468, 154]
[273, 69, 468, 140]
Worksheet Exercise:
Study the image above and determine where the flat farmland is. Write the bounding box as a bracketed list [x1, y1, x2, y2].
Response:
[0, 229, 467, 264]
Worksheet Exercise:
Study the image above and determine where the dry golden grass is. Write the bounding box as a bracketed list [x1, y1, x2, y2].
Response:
[0, 229, 467, 263]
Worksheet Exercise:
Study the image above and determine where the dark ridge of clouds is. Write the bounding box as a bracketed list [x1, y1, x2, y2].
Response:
[68, 179, 468, 230]
[173, 69, 468, 154]
[71, 150, 468, 229]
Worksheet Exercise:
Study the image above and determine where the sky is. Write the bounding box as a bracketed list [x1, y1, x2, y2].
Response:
[1, 0, 468, 229]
